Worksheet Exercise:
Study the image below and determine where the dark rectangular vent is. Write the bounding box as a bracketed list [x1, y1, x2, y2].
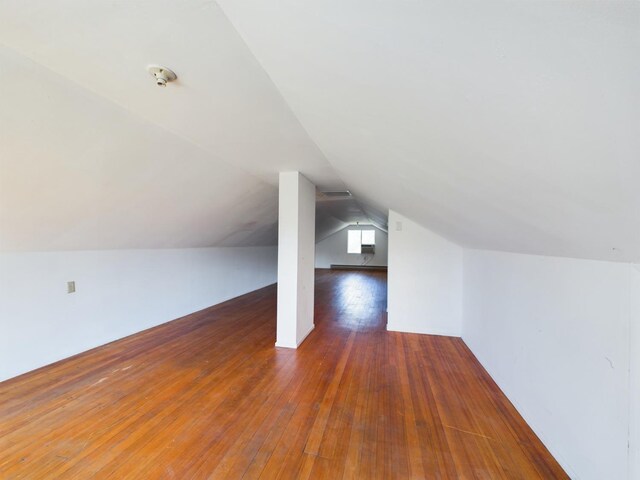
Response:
[322, 190, 352, 197]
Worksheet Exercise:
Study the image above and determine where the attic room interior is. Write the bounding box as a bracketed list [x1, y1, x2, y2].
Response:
[0, 0, 638, 479]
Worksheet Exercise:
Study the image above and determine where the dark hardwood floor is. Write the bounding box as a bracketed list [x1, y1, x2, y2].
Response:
[0, 269, 567, 479]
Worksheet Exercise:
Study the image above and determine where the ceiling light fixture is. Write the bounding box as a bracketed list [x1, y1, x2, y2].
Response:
[147, 65, 177, 87]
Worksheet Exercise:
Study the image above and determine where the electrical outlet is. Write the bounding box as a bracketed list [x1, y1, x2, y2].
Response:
[396, 221, 402, 231]
[67, 281, 76, 294]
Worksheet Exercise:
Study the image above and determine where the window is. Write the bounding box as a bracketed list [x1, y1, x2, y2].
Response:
[347, 229, 375, 254]
[361, 229, 375, 246]
[347, 230, 362, 254]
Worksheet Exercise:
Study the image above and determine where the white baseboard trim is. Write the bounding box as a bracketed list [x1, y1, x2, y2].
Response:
[275, 323, 315, 349]
[386, 323, 461, 338]
[296, 324, 315, 346]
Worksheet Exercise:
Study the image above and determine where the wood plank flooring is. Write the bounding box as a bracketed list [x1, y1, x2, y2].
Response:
[0, 269, 568, 479]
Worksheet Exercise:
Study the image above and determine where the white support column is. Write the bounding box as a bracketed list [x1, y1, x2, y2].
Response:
[276, 171, 316, 348]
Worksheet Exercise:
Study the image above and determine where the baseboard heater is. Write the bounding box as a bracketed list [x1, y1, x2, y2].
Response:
[330, 264, 388, 271]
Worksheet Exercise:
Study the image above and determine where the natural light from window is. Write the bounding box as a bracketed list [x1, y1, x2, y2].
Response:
[347, 229, 375, 254]
[347, 230, 362, 254]
[362, 230, 375, 245]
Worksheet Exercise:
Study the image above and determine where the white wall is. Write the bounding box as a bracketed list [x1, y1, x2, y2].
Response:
[463, 249, 638, 480]
[0, 246, 277, 382]
[315, 224, 388, 269]
[387, 210, 462, 336]
[629, 265, 640, 479]
[276, 172, 316, 348]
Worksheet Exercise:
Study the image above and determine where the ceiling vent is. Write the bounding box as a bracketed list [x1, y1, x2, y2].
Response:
[321, 190, 352, 198]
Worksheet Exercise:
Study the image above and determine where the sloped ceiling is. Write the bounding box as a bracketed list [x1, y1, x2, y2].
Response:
[1, 0, 638, 262]
[215, 0, 640, 263]
[0, 0, 379, 250]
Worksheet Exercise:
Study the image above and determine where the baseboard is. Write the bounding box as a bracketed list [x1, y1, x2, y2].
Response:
[330, 264, 388, 271]
[275, 324, 315, 349]
[297, 324, 315, 346]
[386, 323, 461, 337]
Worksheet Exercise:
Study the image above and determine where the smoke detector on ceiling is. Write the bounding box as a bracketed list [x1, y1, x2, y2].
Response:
[147, 65, 177, 87]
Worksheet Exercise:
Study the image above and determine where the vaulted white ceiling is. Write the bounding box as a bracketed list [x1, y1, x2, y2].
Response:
[0, 0, 377, 250]
[216, 0, 640, 262]
[1, 0, 638, 261]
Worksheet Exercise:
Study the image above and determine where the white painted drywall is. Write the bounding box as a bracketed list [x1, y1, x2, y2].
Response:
[629, 265, 640, 479]
[463, 249, 638, 480]
[315, 224, 388, 269]
[0, 246, 277, 382]
[276, 172, 316, 348]
[387, 210, 462, 337]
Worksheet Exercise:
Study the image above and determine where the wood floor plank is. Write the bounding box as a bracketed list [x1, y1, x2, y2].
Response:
[0, 270, 568, 479]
